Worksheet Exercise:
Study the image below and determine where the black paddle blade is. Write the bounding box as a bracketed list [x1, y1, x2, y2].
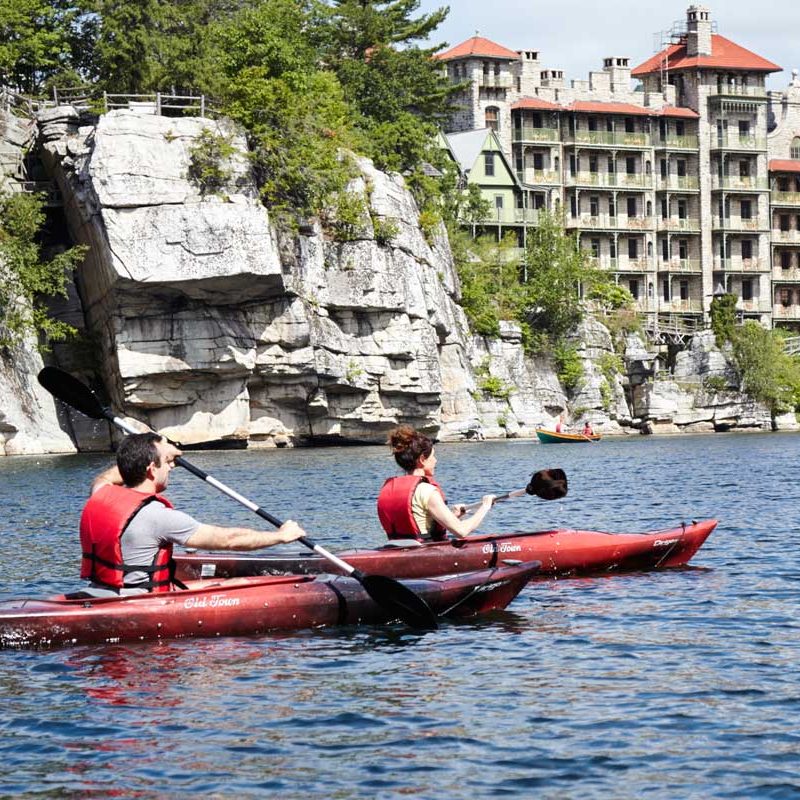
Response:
[359, 574, 438, 630]
[38, 367, 109, 420]
[527, 468, 568, 500]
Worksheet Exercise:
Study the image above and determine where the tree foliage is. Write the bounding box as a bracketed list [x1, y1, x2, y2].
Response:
[731, 321, 800, 418]
[0, 191, 85, 348]
[710, 292, 737, 347]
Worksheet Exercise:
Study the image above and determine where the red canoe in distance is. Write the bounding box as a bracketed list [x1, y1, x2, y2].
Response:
[0, 562, 539, 649]
[174, 519, 718, 583]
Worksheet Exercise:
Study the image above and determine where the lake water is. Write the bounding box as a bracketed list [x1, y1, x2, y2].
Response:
[1, 433, 798, 798]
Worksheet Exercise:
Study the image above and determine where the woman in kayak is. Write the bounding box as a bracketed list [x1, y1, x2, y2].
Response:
[377, 425, 495, 541]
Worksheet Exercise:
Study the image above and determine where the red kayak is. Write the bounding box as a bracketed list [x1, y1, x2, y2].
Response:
[0, 562, 539, 649]
[174, 519, 717, 582]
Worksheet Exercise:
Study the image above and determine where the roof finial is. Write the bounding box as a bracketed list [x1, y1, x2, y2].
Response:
[475, 29, 480, 37]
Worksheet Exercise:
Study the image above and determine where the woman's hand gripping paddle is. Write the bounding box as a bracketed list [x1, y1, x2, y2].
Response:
[37, 367, 438, 630]
[459, 469, 568, 512]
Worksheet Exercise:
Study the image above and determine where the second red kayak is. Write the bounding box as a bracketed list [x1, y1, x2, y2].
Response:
[0, 562, 538, 649]
[174, 519, 717, 582]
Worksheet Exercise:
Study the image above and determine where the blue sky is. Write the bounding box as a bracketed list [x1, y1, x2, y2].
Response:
[417, 1, 800, 90]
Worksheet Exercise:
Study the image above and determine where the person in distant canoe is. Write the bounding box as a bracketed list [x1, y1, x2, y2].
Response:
[80, 432, 305, 596]
[377, 425, 495, 541]
[555, 415, 564, 433]
[582, 421, 594, 436]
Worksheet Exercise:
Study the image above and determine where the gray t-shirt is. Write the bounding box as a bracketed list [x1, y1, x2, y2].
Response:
[92, 500, 200, 590]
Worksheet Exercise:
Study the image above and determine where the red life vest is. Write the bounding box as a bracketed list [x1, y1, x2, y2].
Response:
[79, 484, 177, 593]
[377, 474, 448, 542]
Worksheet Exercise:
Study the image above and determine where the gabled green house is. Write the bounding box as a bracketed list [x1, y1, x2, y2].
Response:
[440, 128, 539, 242]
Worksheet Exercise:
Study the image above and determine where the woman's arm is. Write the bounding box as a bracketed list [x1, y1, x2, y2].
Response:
[427, 491, 494, 539]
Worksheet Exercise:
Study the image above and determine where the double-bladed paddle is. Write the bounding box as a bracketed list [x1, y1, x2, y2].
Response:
[37, 367, 438, 630]
[460, 468, 568, 512]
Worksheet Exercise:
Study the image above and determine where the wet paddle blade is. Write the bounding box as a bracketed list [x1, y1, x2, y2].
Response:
[37, 368, 108, 420]
[527, 468, 568, 500]
[359, 574, 438, 630]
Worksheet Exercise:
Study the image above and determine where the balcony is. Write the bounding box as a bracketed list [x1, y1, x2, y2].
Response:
[615, 257, 652, 272]
[712, 217, 765, 232]
[773, 304, 800, 320]
[656, 175, 699, 191]
[519, 168, 561, 185]
[476, 74, 513, 89]
[657, 217, 701, 233]
[773, 267, 800, 281]
[771, 191, 800, 206]
[708, 84, 767, 99]
[513, 126, 560, 143]
[660, 299, 703, 314]
[566, 130, 650, 148]
[568, 214, 653, 231]
[772, 229, 800, 244]
[654, 135, 699, 150]
[711, 176, 769, 192]
[658, 259, 702, 273]
[476, 207, 540, 226]
[567, 171, 649, 189]
[713, 258, 765, 272]
[710, 134, 767, 151]
[736, 299, 772, 314]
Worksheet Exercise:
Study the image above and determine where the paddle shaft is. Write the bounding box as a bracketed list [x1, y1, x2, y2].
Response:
[461, 488, 527, 514]
[173, 456, 357, 577]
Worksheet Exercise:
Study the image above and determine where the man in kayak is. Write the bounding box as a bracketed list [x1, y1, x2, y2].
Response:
[377, 425, 495, 541]
[80, 432, 305, 595]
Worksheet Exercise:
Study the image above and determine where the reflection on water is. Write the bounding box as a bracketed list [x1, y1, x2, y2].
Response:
[1, 433, 800, 797]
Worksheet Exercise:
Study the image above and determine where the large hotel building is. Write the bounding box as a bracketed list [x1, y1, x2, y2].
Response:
[435, 5, 800, 330]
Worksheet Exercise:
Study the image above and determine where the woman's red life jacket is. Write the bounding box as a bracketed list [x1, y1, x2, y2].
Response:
[79, 484, 176, 593]
[377, 474, 448, 542]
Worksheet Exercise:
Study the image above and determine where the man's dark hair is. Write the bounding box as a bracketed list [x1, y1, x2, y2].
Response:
[116, 433, 163, 486]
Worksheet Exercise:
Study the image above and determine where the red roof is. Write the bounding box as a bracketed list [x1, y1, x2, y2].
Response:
[511, 96, 561, 111]
[632, 34, 780, 77]
[655, 105, 700, 119]
[435, 36, 520, 62]
[564, 101, 652, 116]
[770, 160, 800, 174]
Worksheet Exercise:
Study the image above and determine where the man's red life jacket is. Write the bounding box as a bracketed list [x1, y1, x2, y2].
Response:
[377, 474, 448, 542]
[79, 484, 176, 593]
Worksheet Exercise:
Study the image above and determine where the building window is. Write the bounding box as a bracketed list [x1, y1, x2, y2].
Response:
[533, 152, 544, 170]
[677, 159, 687, 177]
[679, 239, 688, 260]
[778, 177, 789, 192]
[662, 239, 669, 260]
[661, 198, 668, 219]
[625, 118, 634, 133]
[484, 152, 495, 177]
[570, 195, 577, 217]
[569, 154, 576, 175]
[781, 214, 791, 232]
[677, 199, 687, 220]
[610, 239, 616, 259]
[780, 288, 792, 306]
[591, 238, 600, 257]
[676, 120, 685, 136]
[739, 160, 750, 179]
[781, 251, 792, 269]
[663, 277, 670, 301]
[628, 279, 640, 299]
[679, 280, 689, 301]
[588, 116, 598, 132]
[739, 120, 750, 139]
[589, 155, 598, 173]
[741, 239, 753, 260]
[485, 107, 499, 132]
[627, 197, 637, 217]
[792, 137, 800, 159]
[608, 157, 615, 173]
[742, 278, 753, 301]
[741, 199, 752, 220]
[628, 238, 639, 259]
[590, 196, 599, 217]
[626, 156, 635, 175]
[608, 197, 616, 217]
[660, 159, 667, 179]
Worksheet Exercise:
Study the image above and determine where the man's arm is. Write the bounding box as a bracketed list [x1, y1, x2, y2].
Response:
[185, 520, 306, 551]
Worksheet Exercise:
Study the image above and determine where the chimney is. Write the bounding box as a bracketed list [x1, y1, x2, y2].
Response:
[686, 5, 712, 57]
